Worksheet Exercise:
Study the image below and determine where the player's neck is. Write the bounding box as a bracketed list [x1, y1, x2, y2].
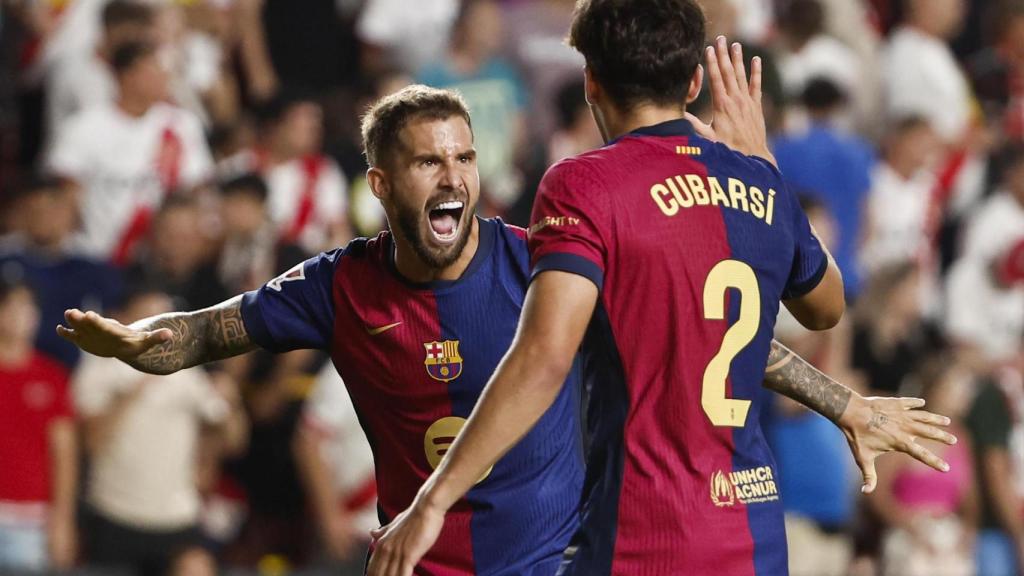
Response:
[601, 103, 688, 143]
[393, 218, 480, 283]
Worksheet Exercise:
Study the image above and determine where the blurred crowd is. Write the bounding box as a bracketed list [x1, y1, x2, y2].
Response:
[0, 0, 1021, 574]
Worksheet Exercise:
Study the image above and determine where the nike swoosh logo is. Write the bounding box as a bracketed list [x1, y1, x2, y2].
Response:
[366, 321, 403, 336]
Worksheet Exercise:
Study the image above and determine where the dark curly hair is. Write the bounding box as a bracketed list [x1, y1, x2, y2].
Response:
[568, 0, 706, 109]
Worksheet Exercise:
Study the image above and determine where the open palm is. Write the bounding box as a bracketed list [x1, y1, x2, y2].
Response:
[57, 309, 172, 360]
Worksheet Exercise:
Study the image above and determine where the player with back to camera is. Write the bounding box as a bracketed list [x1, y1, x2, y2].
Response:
[369, 1, 958, 575]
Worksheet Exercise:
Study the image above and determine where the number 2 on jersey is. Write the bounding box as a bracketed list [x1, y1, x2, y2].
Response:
[701, 260, 760, 427]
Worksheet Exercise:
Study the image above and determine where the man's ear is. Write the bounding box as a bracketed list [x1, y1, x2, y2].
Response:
[686, 64, 704, 104]
[366, 167, 388, 200]
[584, 66, 600, 106]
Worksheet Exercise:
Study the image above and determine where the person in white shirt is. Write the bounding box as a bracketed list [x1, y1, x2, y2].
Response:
[775, 0, 860, 105]
[356, 0, 458, 74]
[74, 288, 247, 576]
[219, 91, 350, 255]
[45, 0, 154, 145]
[945, 146, 1024, 363]
[46, 40, 213, 265]
[860, 116, 943, 275]
[294, 364, 377, 574]
[882, 0, 970, 143]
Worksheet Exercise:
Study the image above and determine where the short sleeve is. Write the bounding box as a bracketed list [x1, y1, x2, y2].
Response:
[781, 187, 828, 300]
[528, 159, 608, 290]
[239, 249, 341, 352]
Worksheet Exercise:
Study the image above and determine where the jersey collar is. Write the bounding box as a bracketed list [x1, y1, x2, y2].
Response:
[607, 118, 696, 145]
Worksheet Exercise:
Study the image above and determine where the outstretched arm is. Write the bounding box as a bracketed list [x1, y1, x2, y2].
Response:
[763, 340, 956, 493]
[57, 295, 256, 375]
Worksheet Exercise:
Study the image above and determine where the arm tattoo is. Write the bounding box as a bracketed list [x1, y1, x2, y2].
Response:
[762, 339, 852, 423]
[128, 296, 256, 375]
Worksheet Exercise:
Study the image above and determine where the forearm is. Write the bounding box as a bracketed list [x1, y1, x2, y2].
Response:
[986, 456, 1024, 539]
[294, 428, 342, 525]
[48, 420, 77, 521]
[763, 339, 852, 423]
[128, 296, 254, 375]
[420, 343, 570, 513]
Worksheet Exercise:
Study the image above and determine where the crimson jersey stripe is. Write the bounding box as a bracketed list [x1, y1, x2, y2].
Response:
[331, 253, 476, 574]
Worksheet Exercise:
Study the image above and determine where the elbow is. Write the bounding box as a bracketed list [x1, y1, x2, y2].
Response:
[803, 306, 844, 331]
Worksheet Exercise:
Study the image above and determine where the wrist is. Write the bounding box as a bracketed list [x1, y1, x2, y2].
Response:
[414, 480, 455, 517]
[836, 392, 868, 429]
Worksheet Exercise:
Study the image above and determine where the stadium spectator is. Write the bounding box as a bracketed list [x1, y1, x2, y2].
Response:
[221, 355, 320, 571]
[125, 196, 228, 311]
[0, 176, 122, 368]
[508, 77, 602, 227]
[215, 173, 305, 294]
[967, 2, 1024, 142]
[774, 0, 860, 107]
[860, 116, 943, 276]
[74, 287, 246, 576]
[697, 0, 784, 129]
[500, 0, 582, 140]
[773, 77, 875, 296]
[259, 0, 362, 94]
[417, 0, 528, 211]
[44, 0, 154, 145]
[883, 0, 971, 143]
[294, 364, 377, 575]
[46, 40, 213, 265]
[965, 365, 1024, 576]
[220, 90, 351, 256]
[870, 355, 977, 576]
[851, 262, 944, 395]
[356, 0, 458, 75]
[945, 145, 1024, 363]
[0, 276, 77, 573]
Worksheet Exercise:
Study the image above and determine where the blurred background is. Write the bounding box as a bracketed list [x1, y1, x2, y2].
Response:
[0, 0, 1021, 574]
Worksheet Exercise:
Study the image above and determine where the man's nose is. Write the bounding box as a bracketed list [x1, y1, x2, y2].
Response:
[437, 160, 458, 189]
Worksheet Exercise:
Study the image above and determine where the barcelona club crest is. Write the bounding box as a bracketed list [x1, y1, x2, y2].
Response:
[424, 340, 464, 383]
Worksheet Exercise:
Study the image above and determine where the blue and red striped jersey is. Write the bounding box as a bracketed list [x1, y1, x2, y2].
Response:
[240, 217, 584, 575]
[529, 119, 827, 576]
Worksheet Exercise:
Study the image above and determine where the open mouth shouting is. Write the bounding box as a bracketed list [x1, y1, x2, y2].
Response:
[428, 200, 466, 244]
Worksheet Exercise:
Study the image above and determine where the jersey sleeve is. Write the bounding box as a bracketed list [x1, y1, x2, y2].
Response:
[528, 159, 608, 290]
[239, 249, 341, 352]
[780, 184, 828, 300]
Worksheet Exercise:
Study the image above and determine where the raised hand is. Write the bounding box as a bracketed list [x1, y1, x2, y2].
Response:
[686, 35, 775, 165]
[839, 396, 957, 494]
[57, 308, 172, 361]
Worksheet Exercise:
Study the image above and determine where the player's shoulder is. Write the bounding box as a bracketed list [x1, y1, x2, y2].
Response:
[540, 150, 611, 192]
[329, 230, 397, 274]
[487, 216, 527, 242]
